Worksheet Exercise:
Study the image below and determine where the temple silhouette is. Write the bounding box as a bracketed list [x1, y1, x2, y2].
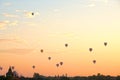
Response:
[0, 67, 120, 80]
[0, 66, 19, 80]
[6, 66, 14, 77]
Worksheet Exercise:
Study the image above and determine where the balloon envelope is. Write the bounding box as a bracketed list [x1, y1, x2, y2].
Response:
[40, 49, 43, 53]
[104, 42, 107, 46]
[56, 64, 59, 67]
[60, 62, 63, 65]
[0, 67, 2, 70]
[65, 43, 68, 47]
[93, 60, 96, 64]
[89, 48, 93, 52]
[12, 66, 14, 70]
[48, 57, 51, 60]
[32, 65, 35, 69]
[32, 12, 34, 15]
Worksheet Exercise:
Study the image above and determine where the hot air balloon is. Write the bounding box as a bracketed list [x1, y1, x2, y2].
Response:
[104, 42, 107, 46]
[60, 62, 63, 66]
[0, 66, 2, 70]
[65, 43, 68, 47]
[32, 12, 34, 15]
[89, 48, 93, 52]
[40, 49, 43, 53]
[93, 60, 96, 64]
[32, 65, 35, 69]
[48, 57, 51, 60]
[11, 66, 14, 70]
[56, 64, 59, 67]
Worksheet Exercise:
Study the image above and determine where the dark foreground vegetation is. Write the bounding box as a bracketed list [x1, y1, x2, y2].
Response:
[1, 73, 120, 80]
[0, 67, 120, 80]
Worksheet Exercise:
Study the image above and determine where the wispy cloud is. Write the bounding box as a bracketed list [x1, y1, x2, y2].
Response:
[87, 3, 96, 7]
[96, 0, 109, 4]
[3, 13, 19, 18]
[0, 39, 16, 42]
[15, 9, 21, 12]
[24, 11, 40, 18]
[0, 48, 34, 55]
[104, 0, 108, 3]
[0, 39, 22, 43]
[53, 9, 60, 12]
[9, 21, 18, 26]
[0, 20, 9, 29]
[86, 0, 109, 7]
[24, 12, 34, 18]
[15, 10, 40, 18]
[3, 2, 12, 6]
[24, 22, 37, 26]
[0, 22, 6, 28]
[0, 20, 18, 29]
[49, 32, 76, 38]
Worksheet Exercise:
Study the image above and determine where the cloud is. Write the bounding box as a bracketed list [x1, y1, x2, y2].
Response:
[53, 9, 60, 12]
[0, 39, 15, 42]
[0, 39, 22, 43]
[35, 12, 40, 16]
[96, 0, 108, 3]
[0, 20, 9, 29]
[15, 10, 21, 12]
[9, 21, 18, 26]
[104, 0, 108, 3]
[0, 22, 6, 28]
[3, 2, 12, 6]
[24, 22, 37, 26]
[0, 48, 33, 55]
[87, 3, 96, 7]
[24, 12, 34, 18]
[15, 10, 40, 18]
[0, 20, 18, 29]
[86, 0, 109, 7]
[95, 0, 109, 4]
[3, 13, 19, 18]
[24, 11, 40, 18]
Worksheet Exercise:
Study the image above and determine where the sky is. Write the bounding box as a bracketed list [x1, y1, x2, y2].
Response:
[0, 0, 120, 77]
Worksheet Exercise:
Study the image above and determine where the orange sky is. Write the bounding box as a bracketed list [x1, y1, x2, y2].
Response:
[0, 0, 120, 77]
